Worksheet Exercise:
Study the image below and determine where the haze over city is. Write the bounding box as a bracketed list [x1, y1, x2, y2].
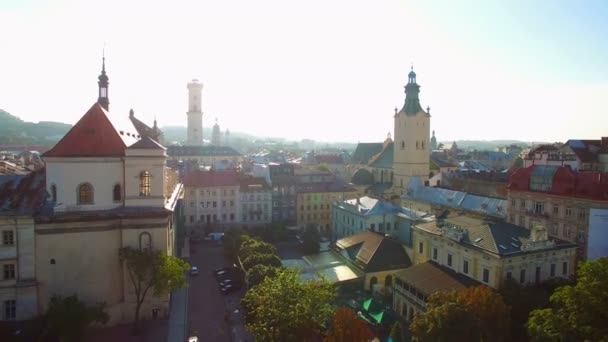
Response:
[1, 0, 607, 142]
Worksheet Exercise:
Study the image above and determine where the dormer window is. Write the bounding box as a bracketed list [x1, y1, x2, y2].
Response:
[77, 183, 94, 204]
[139, 171, 151, 196]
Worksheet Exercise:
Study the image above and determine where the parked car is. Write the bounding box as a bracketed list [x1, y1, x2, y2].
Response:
[188, 337, 198, 342]
[190, 266, 199, 276]
[220, 283, 242, 295]
[219, 278, 242, 287]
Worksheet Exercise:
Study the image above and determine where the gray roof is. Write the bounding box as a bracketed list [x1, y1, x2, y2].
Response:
[351, 168, 373, 185]
[127, 136, 166, 150]
[167, 145, 241, 157]
[351, 143, 383, 164]
[415, 215, 577, 256]
[404, 177, 507, 219]
[369, 143, 394, 169]
[335, 196, 427, 220]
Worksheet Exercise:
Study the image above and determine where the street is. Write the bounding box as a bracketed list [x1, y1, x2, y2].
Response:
[187, 241, 250, 342]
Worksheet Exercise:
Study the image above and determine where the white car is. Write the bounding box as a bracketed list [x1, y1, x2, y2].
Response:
[188, 336, 198, 342]
[190, 266, 199, 276]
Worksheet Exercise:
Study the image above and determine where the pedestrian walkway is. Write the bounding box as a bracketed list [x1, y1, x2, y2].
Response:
[167, 284, 189, 342]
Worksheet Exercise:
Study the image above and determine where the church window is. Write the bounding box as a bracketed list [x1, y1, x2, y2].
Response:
[139, 232, 152, 251]
[113, 184, 122, 202]
[77, 183, 94, 204]
[416, 141, 419, 149]
[401, 141, 405, 149]
[139, 171, 151, 196]
[51, 184, 57, 202]
[421, 141, 425, 149]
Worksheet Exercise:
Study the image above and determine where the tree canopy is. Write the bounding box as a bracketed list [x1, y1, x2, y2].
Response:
[242, 252, 282, 271]
[241, 268, 336, 341]
[239, 238, 278, 261]
[246, 264, 282, 288]
[119, 247, 189, 331]
[324, 307, 375, 342]
[46, 295, 109, 342]
[411, 286, 511, 342]
[527, 257, 608, 342]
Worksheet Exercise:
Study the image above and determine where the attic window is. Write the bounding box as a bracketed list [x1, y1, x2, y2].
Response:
[510, 242, 519, 248]
[127, 133, 131, 136]
[120, 131, 124, 135]
[497, 206, 502, 212]
[499, 245, 507, 250]
[474, 237, 483, 243]
[481, 203, 488, 209]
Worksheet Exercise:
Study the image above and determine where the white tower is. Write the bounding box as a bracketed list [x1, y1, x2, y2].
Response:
[393, 67, 430, 194]
[187, 79, 203, 145]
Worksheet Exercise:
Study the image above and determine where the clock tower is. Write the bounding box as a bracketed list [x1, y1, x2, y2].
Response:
[187, 79, 204, 145]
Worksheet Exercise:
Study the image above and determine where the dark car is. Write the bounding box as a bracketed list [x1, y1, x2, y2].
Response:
[220, 283, 242, 295]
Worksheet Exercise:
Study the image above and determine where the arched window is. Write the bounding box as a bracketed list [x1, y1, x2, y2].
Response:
[139, 171, 151, 196]
[113, 184, 122, 202]
[401, 141, 405, 149]
[416, 141, 420, 149]
[77, 183, 94, 204]
[51, 184, 57, 203]
[385, 275, 393, 287]
[139, 232, 152, 251]
[370, 276, 378, 289]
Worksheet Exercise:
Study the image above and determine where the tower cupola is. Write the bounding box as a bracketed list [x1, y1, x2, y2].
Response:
[401, 66, 423, 115]
[97, 55, 109, 111]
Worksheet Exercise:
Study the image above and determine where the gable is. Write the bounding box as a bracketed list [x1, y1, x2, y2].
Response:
[43, 103, 139, 157]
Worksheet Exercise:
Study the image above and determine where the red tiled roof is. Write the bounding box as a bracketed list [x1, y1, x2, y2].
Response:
[43, 103, 139, 157]
[183, 169, 240, 187]
[509, 165, 608, 201]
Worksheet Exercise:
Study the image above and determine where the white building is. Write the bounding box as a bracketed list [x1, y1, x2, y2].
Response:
[239, 176, 272, 228]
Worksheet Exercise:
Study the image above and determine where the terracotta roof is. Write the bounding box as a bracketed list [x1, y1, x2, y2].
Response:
[394, 261, 480, 297]
[43, 103, 139, 157]
[183, 169, 240, 187]
[0, 169, 47, 215]
[509, 165, 608, 201]
[335, 230, 411, 272]
[128, 136, 166, 150]
[352, 143, 383, 164]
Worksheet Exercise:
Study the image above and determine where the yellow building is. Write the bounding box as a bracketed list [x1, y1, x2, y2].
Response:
[296, 182, 357, 234]
[394, 214, 578, 322]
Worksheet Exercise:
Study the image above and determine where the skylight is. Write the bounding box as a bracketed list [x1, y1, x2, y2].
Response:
[510, 242, 519, 248]
[499, 244, 507, 250]
[474, 237, 483, 243]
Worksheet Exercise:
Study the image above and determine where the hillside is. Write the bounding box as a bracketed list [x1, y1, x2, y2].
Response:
[0, 109, 72, 145]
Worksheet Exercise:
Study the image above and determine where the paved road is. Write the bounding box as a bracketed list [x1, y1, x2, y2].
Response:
[187, 242, 232, 342]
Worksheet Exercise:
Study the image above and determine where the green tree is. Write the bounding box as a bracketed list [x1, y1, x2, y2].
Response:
[389, 321, 404, 342]
[119, 247, 189, 332]
[46, 295, 109, 342]
[527, 257, 608, 342]
[224, 228, 248, 261]
[241, 268, 336, 341]
[318, 163, 330, 172]
[302, 224, 320, 255]
[411, 286, 511, 342]
[239, 238, 278, 261]
[246, 264, 282, 287]
[241, 252, 282, 271]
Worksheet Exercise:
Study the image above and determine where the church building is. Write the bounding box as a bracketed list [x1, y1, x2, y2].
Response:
[350, 67, 431, 197]
[36, 58, 183, 324]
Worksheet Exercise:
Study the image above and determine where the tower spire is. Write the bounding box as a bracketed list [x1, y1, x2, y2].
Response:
[97, 51, 109, 111]
[399, 66, 422, 115]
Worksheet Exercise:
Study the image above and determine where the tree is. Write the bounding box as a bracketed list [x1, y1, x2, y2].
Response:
[318, 163, 330, 172]
[241, 252, 282, 271]
[302, 224, 320, 255]
[246, 264, 282, 287]
[325, 307, 375, 342]
[239, 238, 278, 261]
[241, 268, 336, 341]
[119, 247, 189, 332]
[513, 157, 524, 169]
[389, 321, 404, 342]
[224, 228, 248, 261]
[46, 295, 109, 342]
[527, 257, 608, 342]
[411, 286, 511, 342]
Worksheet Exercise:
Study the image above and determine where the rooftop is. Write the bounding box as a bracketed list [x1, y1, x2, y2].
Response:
[183, 169, 240, 188]
[167, 145, 241, 157]
[0, 169, 47, 215]
[351, 143, 383, 164]
[394, 261, 480, 297]
[335, 230, 411, 272]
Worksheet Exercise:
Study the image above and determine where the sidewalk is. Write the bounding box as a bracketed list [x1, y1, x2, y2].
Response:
[225, 297, 253, 342]
[167, 284, 189, 342]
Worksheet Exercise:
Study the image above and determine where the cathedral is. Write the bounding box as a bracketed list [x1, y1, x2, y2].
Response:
[350, 67, 431, 198]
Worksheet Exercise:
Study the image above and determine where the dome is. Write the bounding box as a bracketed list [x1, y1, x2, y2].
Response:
[351, 168, 373, 185]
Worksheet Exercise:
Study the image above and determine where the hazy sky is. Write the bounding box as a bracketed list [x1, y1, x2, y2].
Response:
[1, 0, 607, 143]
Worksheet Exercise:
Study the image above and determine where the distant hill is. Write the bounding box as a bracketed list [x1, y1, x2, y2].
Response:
[0, 109, 72, 145]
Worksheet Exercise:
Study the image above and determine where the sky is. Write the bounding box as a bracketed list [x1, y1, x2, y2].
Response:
[0, 0, 607, 143]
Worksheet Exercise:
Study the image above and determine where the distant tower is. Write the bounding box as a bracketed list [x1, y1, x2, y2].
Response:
[224, 128, 230, 146]
[393, 66, 431, 194]
[97, 55, 109, 111]
[430, 130, 438, 152]
[187, 79, 203, 145]
[212, 118, 221, 146]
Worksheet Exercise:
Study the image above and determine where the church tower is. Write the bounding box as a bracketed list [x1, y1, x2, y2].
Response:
[392, 67, 430, 194]
[97, 56, 109, 111]
[211, 118, 221, 146]
[186, 79, 203, 145]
